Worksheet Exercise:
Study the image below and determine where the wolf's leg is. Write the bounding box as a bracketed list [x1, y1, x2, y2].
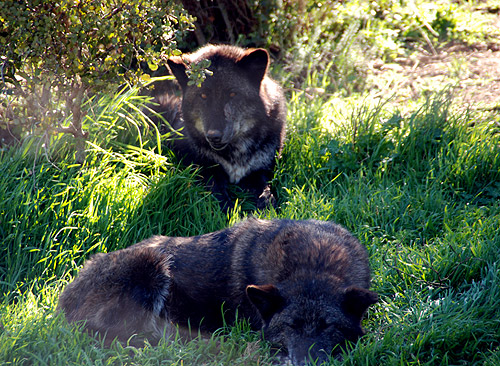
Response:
[238, 169, 276, 209]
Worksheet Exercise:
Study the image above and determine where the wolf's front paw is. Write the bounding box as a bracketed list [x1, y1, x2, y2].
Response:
[257, 187, 276, 210]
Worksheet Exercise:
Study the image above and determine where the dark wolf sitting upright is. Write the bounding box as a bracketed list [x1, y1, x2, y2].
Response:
[152, 45, 287, 210]
[58, 219, 378, 365]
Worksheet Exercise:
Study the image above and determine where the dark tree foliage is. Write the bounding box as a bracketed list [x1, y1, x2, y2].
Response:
[178, 0, 291, 52]
[180, 0, 260, 46]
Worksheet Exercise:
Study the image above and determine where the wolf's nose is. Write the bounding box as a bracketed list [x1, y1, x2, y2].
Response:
[206, 130, 222, 143]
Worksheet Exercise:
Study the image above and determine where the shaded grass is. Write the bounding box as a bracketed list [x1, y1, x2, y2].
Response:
[341, 263, 500, 365]
[1, 82, 500, 365]
[0, 284, 273, 366]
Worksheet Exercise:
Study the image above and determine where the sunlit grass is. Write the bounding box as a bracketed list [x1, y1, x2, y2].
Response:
[1, 66, 500, 366]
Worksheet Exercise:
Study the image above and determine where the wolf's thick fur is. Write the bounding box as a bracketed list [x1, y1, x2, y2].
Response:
[58, 219, 378, 364]
[152, 45, 287, 210]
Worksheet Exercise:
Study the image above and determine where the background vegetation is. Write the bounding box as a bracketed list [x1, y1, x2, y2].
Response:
[1, 0, 500, 365]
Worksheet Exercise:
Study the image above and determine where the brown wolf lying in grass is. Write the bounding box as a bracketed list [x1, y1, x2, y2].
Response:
[58, 218, 378, 365]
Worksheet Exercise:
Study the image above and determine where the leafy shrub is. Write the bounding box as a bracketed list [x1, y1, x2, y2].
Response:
[0, 0, 194, 158]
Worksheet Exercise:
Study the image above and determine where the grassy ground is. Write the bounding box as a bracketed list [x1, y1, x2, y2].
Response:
[2, 1, 500, 365]
[1, 82, 499, 365]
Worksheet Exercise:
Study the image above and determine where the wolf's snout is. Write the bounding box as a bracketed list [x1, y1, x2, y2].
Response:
[206, 129, 222, 143]
[288, 342, 330, 366]
[206, 129, 228, 150]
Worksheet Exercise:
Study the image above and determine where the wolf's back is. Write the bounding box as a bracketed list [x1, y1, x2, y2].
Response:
[228, 218, 372, 290]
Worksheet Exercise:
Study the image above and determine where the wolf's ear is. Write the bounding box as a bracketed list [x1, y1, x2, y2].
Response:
[342, 287, 379, 319]
[167, 57, 189, 89]
[237, 48, 269, 84]
[246, 284, 284, 322]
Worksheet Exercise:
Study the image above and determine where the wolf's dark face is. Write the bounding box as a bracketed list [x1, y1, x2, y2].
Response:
[246, 282, 378, 365]
[167, 47, 270, 151]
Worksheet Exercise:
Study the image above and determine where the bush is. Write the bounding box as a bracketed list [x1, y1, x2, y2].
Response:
[0, 0, 194, 158]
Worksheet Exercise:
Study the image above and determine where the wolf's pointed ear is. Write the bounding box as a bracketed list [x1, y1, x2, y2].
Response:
[237, 48, 269, 84]
[246, 284, 284, 322]
[342, 287, 378, 319]
[167, 57, 189, 89]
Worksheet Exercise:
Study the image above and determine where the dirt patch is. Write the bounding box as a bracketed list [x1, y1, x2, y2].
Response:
[367, 42, 500, 110]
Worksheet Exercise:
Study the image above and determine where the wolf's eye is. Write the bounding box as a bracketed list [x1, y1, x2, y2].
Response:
[229, 92, 236, 98]
[200, 93, 208, 99]
[318, 318, 336, 332]
[287, 318, 304, 330]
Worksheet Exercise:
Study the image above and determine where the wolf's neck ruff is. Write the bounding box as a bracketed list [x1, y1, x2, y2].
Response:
[198, 138, 276, 184]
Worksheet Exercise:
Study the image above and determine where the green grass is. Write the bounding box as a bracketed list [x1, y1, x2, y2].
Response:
[2, 1, 500, 361]
[1, 78, 499, 365]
